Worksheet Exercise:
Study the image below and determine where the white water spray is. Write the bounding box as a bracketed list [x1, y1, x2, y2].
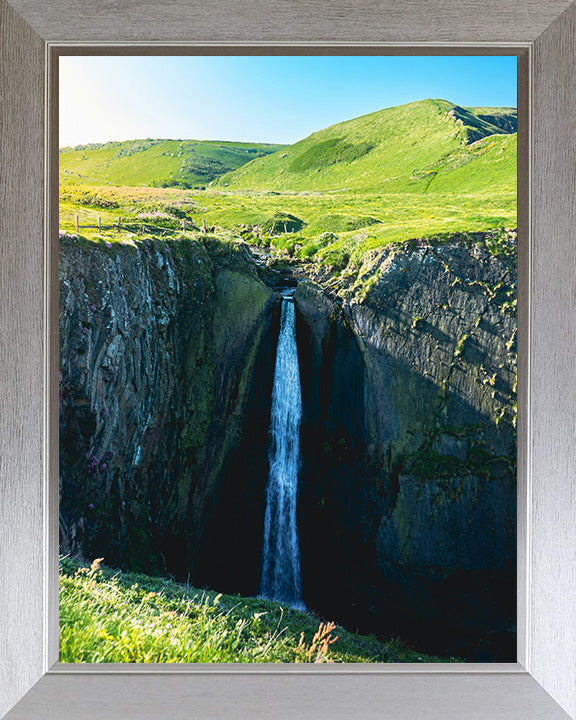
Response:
[260, 296, 304, 608]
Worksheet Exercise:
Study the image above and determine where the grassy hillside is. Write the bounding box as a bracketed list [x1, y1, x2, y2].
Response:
[466, 106, 517, 134]
[59, 138, 285, 189]
[60, 557, 458, 663]
[58, 98, 516, 267]
[215, 99, 516, 195]
[59, 183, 515, 264]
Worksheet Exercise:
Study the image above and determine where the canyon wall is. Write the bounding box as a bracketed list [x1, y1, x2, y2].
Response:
[59, 235, 276, 578]
[59, 229, 516, 660]
[294, 230, 517, 660]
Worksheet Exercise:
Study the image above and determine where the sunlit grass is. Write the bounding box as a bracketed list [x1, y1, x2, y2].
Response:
[216, 100, 516, 196]
[58, 100, 516, 260]
[59, 184, 515, 261]
[59, 557, 459, 664]
[60, 139, 285, 189]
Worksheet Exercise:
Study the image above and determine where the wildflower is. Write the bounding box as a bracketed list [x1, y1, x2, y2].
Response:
[296, 621, 338, 663]
[104, 241, 112, 248]
[90, 558, 104, 573]
[88, 503, 94, 510]
[137, 211, 173, 221]
[59, 230, 78, 241]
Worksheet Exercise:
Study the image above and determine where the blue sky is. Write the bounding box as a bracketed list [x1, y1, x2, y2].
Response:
[60, 55, 517, 147]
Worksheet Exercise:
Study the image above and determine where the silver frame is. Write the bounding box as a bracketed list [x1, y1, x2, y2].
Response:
[1, 1, 575, 718]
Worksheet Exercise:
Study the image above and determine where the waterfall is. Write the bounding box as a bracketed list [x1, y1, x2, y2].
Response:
[260, 295, 304, 609]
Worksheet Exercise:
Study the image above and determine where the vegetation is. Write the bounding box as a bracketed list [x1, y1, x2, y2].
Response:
[58, 100, 516, 269]
[60, 138, 285, 189]
[58, 181, 515, 268]
[214, 99, 516, 195]
[60, 557, 458, 663]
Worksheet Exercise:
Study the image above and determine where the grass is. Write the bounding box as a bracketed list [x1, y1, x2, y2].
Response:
[60, 139, 285, 189]
[58, 99, 516, 267]
[60, 557, 460, 664]
[215, 99, 516, 195]
[59, 182, 516, 270]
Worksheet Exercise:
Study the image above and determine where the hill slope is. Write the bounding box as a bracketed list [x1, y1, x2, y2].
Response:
[59, 557, 458, 663]
[215, 99, 516, 194]
[59, 138, 286, 188]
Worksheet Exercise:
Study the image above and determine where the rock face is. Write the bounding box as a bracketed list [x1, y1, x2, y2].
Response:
[59, 236, 276, 578]
[293, 231, 517, 660]
[59, 229, 516, 661]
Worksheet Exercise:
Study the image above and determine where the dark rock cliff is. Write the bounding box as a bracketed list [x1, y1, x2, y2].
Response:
[59, 235, 276, 578]
[59, 228, 516, 661]
[293, 230, 517, 660]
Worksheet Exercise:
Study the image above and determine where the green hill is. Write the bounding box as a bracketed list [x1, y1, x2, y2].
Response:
[215, 99, 516, 195]
[465, 106, 517, 134]
[59, 138, 286, 188]
[58, 98, 517, 261]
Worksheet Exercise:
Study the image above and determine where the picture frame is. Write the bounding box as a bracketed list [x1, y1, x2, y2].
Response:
[1, 1, 575, 718]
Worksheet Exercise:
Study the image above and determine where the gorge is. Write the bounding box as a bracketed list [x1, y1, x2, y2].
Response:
[59, 228, 517, 662]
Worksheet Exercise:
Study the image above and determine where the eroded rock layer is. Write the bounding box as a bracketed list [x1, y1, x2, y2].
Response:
[59, 236, 276, 577]
[59, 230, 516, 660]
[293, 231, 516, 660]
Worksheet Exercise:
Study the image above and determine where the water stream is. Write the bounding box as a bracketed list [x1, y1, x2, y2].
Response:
[260, 293, 304, 608]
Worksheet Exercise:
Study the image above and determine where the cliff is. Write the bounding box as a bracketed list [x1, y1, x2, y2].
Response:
[59, 228, 516, 660]
[293, 229, 517, 660]
[59, 235, 276, 577]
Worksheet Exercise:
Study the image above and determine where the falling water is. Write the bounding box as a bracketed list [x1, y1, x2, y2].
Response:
[260, 295, 304, 609]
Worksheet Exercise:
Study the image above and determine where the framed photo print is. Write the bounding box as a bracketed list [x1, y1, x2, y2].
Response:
[56, 52, 518, 667]
[1, 1, 575, 719]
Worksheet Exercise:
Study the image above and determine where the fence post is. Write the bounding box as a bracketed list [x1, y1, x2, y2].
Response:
[75, 215, 79, 234]
[98, 216, 101, 234]
[181, 218, 185, 231]
[117, 217, 121, 232]
[202, 218, 207, 234]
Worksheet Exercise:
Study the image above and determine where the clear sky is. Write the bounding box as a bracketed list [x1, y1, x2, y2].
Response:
[60, 55, 517, 148]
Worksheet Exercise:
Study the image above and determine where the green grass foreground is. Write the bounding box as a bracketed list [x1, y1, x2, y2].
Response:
[59, 558, 459, 664]
[59, 183, 515, 271]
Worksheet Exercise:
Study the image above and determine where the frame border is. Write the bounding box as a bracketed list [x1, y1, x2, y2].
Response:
[1, 2, 575, 718]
